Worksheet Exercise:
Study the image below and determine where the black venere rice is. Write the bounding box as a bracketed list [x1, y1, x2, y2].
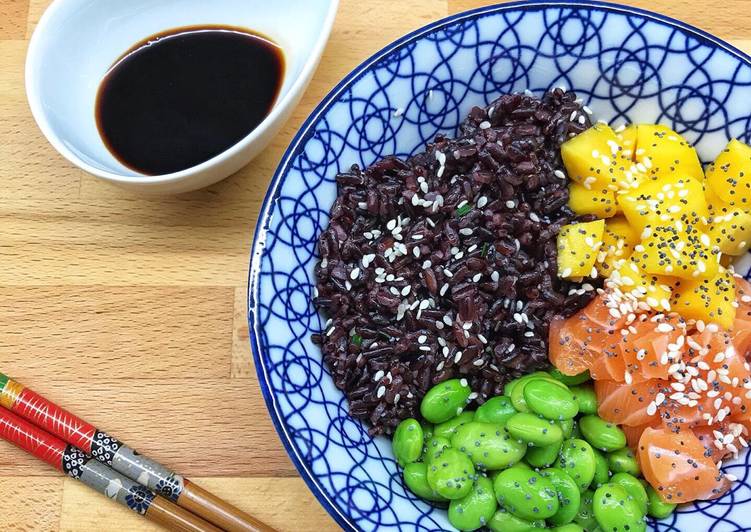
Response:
[312, 89, 599, 435]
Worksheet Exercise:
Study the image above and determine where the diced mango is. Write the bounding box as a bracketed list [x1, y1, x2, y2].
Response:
[561, 124, 630, 191]
[705, 139, 751, 209]
[632, 225, 719, 280]
[670, 268, 737, 329]
[609, 258, 675, 312]
[596, 216, 640, 275]
[557, 220, 605, 279]
[568, 182, 619, 218]
[635, 124, 704, 182]
[706, 206, 751, 256]
[618, 175, 708, 233]
[615, 124, 638, 161]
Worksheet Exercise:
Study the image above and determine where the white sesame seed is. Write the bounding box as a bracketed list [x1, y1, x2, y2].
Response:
[477, 196, 488, 208]
[646, 402, 658, 416]
[376, 386, 386, 398]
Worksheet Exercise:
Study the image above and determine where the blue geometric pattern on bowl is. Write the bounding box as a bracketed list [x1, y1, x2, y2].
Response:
[247, 1, 751, 530]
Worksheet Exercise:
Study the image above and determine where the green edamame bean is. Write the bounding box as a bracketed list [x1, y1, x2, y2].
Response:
[549, 368, 591, 386]
[434, 411, 475, 439]
[420, 420, 434, 441]
[474, 396, 517, 425]
[525, 440, 562, 468]
[557, 418, 575, 438]
[551, 525, 585, 532]
[610, 473, 648, 516]
[448, 476, 497, 531]
[607, 448, 641, 476]
[556, 439, 596, 492]
[487, 509, 543, 532]
[646, 484, 676, 519]
[504, 372, 551, 397]
[511, 376, 568, 413]
[569, 385, 598, 415]
[420, 378, 472, 423]
[451, 422, 527, 470]
[574, 489, 598, 531]
[524, 379, 579, 420]
[592, 449, 610, 488]
[392, 418, 424, 466]
[426, 447, 476, 500]
[423, 436, 451, 463]
[593, 483, 646, 532]
[402, 462, 447, 502]
[507, 413, 563, 446]
[493, 467, 559, 520]
[541, 467, 582, 526]
[579, 415, 626, 452]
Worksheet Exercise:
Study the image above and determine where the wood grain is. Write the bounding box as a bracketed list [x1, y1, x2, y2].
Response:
[0, 0, 748, 530]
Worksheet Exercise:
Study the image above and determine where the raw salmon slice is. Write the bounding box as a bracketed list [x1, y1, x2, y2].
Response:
[595, 378, 668, 427]
[639, 426, 729, 503]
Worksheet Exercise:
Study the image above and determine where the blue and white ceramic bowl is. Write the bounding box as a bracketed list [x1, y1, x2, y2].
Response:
[248, 1, 751, 530]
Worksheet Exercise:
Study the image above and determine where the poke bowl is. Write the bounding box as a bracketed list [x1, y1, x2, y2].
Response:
[247, 1, 751, 530]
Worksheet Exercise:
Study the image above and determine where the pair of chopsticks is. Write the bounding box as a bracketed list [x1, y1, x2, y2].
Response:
[0, 373, 275, 532]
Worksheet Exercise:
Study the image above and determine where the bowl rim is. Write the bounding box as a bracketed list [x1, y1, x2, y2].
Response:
[24, 0, 340, 187]
[247, 1, 751, 530]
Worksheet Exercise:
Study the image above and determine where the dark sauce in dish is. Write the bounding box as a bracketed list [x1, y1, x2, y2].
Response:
[95, 25, 284, 176]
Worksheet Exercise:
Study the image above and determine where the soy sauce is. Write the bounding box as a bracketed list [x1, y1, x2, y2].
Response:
[96, 25, 284, 176]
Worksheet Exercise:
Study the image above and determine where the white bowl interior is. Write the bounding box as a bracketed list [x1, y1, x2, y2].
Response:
[26, 0, 329, 177]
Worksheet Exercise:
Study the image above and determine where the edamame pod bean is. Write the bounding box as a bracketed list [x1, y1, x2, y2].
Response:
[579, 415, 626, 452]
[556, 439, 596, 492]
[608, 448, 641, 476]
[610, 473, 648, 516]
[511, 377, 568, 413]
[526, 440, 562, 468]
[451, 422, 527, 470]
[558, 418, 575, 438]
[574, 489, 598, 531]
[448, 476, 497, 531]
[474, 396, 516, 425]
[524, 379, 579, 420]
[493, 467, 559, 520]
[646, 484, 676, 519]
[423, 436, 451, 463]
[592, 449, 610, 488]
[392, 418, 424, 466]
[421, 378, 472, 423]
[541, 467, 582, 526]
[593, 484, 646, 532]
[549, 368, 591, 386]
[434, 411, 475, 439]
[551, 525, 585, 532]
[403, 462, 447, 502]
[507, 413, 563, 447]
[569, 385, 598, 415]
[426, 447, 476, 499]
[487, 510, 543, 532]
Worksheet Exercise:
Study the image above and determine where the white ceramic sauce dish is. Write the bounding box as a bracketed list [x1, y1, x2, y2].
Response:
[25, 0, 339, 194]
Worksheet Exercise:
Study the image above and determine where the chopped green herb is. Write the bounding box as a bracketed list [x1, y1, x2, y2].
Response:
[456, 204, 472, 217]
[481, 242, 489, 257]
[352, 334, 363, 346]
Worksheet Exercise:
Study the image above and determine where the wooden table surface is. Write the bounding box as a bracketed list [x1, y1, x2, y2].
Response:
[0, 0, 749, 530]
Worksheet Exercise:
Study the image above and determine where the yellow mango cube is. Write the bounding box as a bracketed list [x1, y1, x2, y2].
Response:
[618, 175, 708, 233]
[632, 225, 719, 280]
[561, 124, 630, 191]
[609, 258, 675, 311]
[557, 220, 605, 279]
[635, 124, 704, 182]
[706, 139, 751, 209]
[706, 204, 751, 256]
[615, 124, 638, 160]
[568, 182, 619, 218]
[596, 217, 640, 275]
[670, 268, 737, 329]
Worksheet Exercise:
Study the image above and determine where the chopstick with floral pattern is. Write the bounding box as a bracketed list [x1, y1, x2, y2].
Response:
[0, 373, 274, 532]
[0, 405, 222, 531]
